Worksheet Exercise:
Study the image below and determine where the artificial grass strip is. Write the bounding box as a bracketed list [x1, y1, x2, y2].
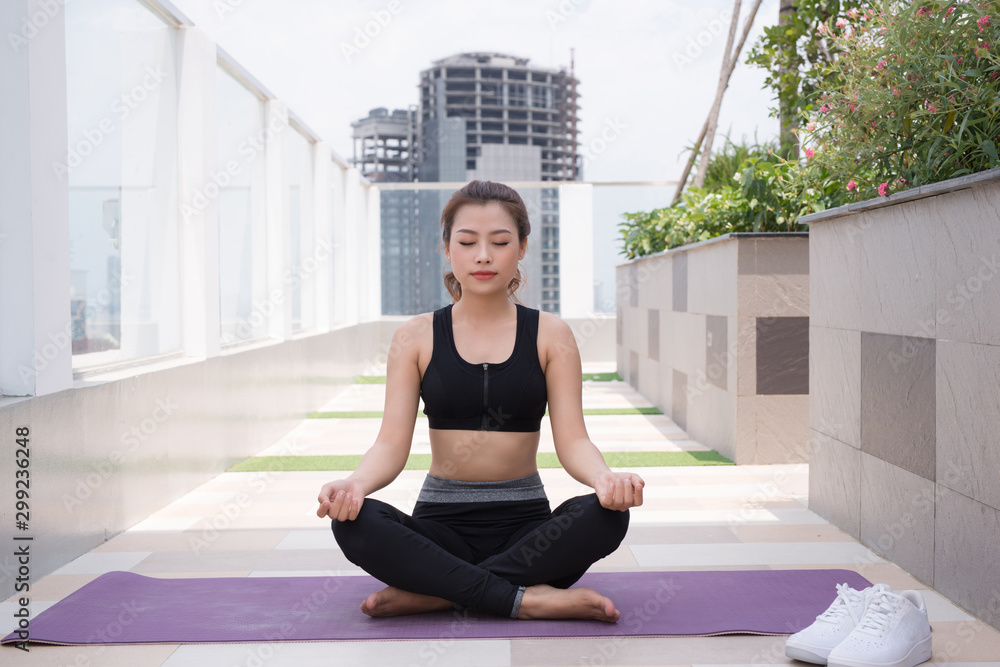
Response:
[308, 411, 385, 419]
[308, 406, 663, 419]
[580, 407, 662, 415]
[226, 450, 733, 473]
[582, 372, 623, 382]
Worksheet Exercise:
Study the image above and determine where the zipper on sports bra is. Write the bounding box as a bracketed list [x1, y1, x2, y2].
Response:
[481, 363, 489, 430]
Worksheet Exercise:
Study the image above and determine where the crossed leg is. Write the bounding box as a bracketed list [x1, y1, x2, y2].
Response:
[331, 494, 629, 620]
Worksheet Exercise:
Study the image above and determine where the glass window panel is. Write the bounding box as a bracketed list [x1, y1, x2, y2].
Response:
[286, 129, 315, 333]
[217, 67, 268, 345]
[66, 0, 180, 368]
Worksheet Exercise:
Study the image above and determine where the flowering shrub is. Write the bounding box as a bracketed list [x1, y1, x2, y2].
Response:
[618, 155, 843, 257]
[803, 0, 1000, 199]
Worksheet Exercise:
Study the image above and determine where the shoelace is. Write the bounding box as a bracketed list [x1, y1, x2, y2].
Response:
[817, 583, 865, 625]
[853, 590, 901, 638]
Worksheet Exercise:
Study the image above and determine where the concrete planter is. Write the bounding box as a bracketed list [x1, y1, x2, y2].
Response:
[801, 166, 1000, 630]
[616, 232, 809, 464]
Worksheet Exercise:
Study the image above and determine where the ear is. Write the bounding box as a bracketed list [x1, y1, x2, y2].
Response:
[519, 239, 527, 259]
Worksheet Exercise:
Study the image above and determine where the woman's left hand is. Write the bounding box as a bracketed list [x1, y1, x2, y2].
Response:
[594, 471, 645, 511]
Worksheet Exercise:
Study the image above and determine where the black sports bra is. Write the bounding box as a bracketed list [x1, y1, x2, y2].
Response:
[420, 303, 548, 432]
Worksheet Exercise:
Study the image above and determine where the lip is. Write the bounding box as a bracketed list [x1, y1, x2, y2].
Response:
[471, 271, 497, 279]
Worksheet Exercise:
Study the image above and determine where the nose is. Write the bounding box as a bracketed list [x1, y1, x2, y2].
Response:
[475, 243, 491, 263]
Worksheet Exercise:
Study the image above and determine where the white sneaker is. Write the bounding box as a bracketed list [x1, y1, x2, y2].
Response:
[827, 588, 933, 667]
[785, 583, 891, 664]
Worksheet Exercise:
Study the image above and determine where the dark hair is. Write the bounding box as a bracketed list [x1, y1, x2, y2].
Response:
[440, 180, 531, 304]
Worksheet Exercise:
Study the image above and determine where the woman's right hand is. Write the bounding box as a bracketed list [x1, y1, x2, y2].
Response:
[316, 478, 366, 522]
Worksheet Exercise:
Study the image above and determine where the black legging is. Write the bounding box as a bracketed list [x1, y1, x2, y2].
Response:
[331, 493, 629, 617]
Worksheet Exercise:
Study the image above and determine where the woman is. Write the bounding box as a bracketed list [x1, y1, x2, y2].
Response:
[316, 180, 644, 622]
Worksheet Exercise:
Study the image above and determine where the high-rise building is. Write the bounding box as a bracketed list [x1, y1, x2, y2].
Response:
[355, 52, 581, 315]
[350, 107, 425, 315]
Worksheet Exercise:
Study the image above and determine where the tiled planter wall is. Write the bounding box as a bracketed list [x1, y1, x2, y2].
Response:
[615, 233, 809, 464]
[802, 167, 1000, 631]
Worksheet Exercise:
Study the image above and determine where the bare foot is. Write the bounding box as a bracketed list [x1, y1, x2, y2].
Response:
[360, 586, 453, 617]
[517, 584, 620, 622]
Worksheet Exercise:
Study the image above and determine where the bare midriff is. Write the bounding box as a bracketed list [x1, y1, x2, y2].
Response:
[427, 429, 541, 481]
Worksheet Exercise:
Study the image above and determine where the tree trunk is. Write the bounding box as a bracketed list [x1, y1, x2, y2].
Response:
[673, 0, 763, 203]
[693, 0, 741, 190]
[778, 0, 798, 159]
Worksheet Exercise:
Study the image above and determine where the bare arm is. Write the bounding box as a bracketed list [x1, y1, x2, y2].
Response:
[317, 316, 425, 521]
[543, 314, 644, 511]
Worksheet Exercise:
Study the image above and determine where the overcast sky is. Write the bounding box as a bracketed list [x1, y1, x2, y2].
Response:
[171, 0, 782, 181]
[168, 0, 783, 309]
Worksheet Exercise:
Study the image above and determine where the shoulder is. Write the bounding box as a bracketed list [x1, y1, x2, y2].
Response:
[535, 310, 579, 371]
[390, 312, 435, 356]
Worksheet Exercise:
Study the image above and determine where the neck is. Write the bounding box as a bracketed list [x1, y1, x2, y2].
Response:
[452, 292, 516, 323]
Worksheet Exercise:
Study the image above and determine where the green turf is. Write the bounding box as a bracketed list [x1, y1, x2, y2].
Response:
[353, 375, 387, 384]
[308, 410, 386, 418]
[579, 407, 662, 415]
[226, 450, 732, 472]
[308, 406, 662, 419]
[582, 372, 623, 382]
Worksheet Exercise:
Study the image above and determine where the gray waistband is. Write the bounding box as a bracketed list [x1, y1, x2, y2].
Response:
[417, 472, 546, 503]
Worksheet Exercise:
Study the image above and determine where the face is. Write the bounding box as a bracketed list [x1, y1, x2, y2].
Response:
[446, 202, 526, 294]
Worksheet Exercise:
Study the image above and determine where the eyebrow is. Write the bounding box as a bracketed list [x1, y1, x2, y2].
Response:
[454, 229, 513, 235]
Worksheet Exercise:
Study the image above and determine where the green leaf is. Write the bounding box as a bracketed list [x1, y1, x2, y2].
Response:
[982, 139, 999, 166]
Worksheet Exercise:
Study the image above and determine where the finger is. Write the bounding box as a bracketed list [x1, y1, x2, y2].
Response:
[633, 478, 644, 507]
[348, 495, 363, 521]
[336, 493, 354, 522]
[622, 479, 634, 508]
[597, 482, 613, 509]
[327, 492, 346, 521]
[316, 500, 330, 519]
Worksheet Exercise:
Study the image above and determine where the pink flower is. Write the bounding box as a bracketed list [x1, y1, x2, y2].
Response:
[818, 23, 829, 34]
[946, 7, 954, 16]
[806, 122, 816, 131]
[877, 59, 886, 69]
[836, 18, 849, 28]
[820, 105, 831, 113]
[805, 148, 816, 159]
[847, 8, 859, 19]
[978, 15, 990, 32]
[849, 103, 857, 111]
[847, 180, 858, 191]
[917, 7, 929, 15]
[878, 182, 889, 197]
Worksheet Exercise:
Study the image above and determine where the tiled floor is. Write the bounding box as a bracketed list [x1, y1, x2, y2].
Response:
[4, 366, 1000, 666]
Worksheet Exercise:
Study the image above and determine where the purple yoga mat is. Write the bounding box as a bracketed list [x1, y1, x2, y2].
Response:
[3, 569, 871, 645]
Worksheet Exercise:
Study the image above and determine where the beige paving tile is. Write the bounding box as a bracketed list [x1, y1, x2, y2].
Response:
[771, 562, 927, 590]
[591, 543, 640, 570]
[130, 548, 349, 574]
[728, 524, 857, 543]
[625, 525, 741, 545]
[930, 620, 1000, 662]
[16, 573, 102, 601]
[8, 644, 180, 666]
[510, 634, 798, 665]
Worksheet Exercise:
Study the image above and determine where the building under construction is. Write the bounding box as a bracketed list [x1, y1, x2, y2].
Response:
[352, 52, 581, 315]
